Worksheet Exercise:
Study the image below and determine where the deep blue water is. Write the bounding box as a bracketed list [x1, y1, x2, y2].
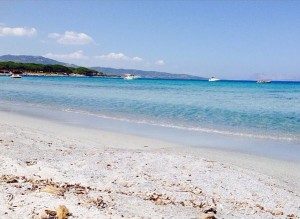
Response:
[0, 76, 300, 143]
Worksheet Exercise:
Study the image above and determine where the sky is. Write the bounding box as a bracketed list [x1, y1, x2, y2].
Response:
[0, 0, 300, 80]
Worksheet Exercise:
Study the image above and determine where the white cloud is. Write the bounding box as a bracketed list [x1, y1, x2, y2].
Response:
[44, 50, 88, 60]
[0, 25, 37, 37]
[96, 52, 129, 60]
[132, 56, 143, 62]
[95, 52, 143, 62]
[48, 31, 93, 45]
[43, 50, 165, 70]
[155, 59, 165, 65]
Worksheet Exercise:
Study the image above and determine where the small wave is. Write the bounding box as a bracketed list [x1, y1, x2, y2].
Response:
[60, 107, 298, 142]
[0, 100, 298, 143]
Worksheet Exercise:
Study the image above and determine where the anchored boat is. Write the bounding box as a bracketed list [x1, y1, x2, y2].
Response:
[123, 74, 140, 80]
[208, 77, 220, 82]
[10, 73, 22, 78]
[257, 80, 271, 83]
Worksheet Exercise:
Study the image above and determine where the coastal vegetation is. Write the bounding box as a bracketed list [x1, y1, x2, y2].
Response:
[0, 61, 107, 77]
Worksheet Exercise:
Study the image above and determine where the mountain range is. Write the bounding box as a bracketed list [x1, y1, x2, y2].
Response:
[0, 55, 78, 67]
[0, 55, 63, 65]
[0, 55, 205, 79]
[91, 67, 205, 79]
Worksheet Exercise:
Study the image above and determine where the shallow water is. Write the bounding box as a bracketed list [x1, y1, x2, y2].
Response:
[1, 76, 299, 140]
[0, 76, 299, 161]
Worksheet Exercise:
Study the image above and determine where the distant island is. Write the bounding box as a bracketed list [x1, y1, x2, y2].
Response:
[0, 55, 206, 79]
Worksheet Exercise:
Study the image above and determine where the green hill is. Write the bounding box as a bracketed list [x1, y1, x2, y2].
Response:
[0, 61, 103, 76]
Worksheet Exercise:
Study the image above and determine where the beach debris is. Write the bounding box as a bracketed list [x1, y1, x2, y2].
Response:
[145, 192, 174, 205]
[200, 213, 217, 219]
[26, 160, 37, 166]
[203, 206, 217, 214]
[35, 210, 52, 219]
[45, 210, 57, 216]
[1, 174, 110, 212]
[0, 175, 18, 183]
[71, 184, 88, 195]
[155, 197, 163, 205]
[35, 206, 71, 219]
[6, 193, 14, 202]
[271, 209, 283, 216]
[190, 200, 205, 208]
[286, 213, 298, 219]
[256, 204, 265, 211]
[86, 197, 107, 209]
[56, 205, 70, 219]
[40, 185, 65, 196]
[192, 187, 203, 195]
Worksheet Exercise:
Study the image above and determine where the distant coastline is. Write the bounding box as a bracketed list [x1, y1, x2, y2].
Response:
[0, 61, 115, 78]
[0, 72, 120, 78]
[0, 55, 206, 80]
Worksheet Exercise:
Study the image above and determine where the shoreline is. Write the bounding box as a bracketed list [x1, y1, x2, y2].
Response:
[2, 74, 300, 82]
[1, 101, 300, 163]
[0, 110, 300, 218]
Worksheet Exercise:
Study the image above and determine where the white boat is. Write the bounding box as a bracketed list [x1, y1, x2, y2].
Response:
[10, 73, 22, 78]
[208, 77, 220, 82]
[257, 80, 271, 83]
[123, 74, 140, 80]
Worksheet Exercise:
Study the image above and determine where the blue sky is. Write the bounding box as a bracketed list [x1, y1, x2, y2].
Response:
[0, 0, 300, 80]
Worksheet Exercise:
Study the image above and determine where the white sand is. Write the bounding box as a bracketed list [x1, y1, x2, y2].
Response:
[0, 111, 299, 219]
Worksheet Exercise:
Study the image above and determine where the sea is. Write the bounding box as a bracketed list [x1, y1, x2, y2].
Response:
[0, 76, 299, 161]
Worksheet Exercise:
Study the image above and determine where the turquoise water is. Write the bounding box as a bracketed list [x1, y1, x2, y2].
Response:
[0, 76, 300, 144]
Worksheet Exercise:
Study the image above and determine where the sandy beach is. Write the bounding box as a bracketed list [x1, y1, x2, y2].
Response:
[0, 111, 299, 219]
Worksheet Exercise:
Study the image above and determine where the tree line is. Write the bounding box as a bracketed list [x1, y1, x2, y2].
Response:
[0, 61, 104, 76]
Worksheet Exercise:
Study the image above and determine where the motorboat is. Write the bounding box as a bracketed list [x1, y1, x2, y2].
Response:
[123, 74, 140, 80]
[257, 80, 271, 83]
[10, 73, 22, 78]
[208, 77, 220, 82]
